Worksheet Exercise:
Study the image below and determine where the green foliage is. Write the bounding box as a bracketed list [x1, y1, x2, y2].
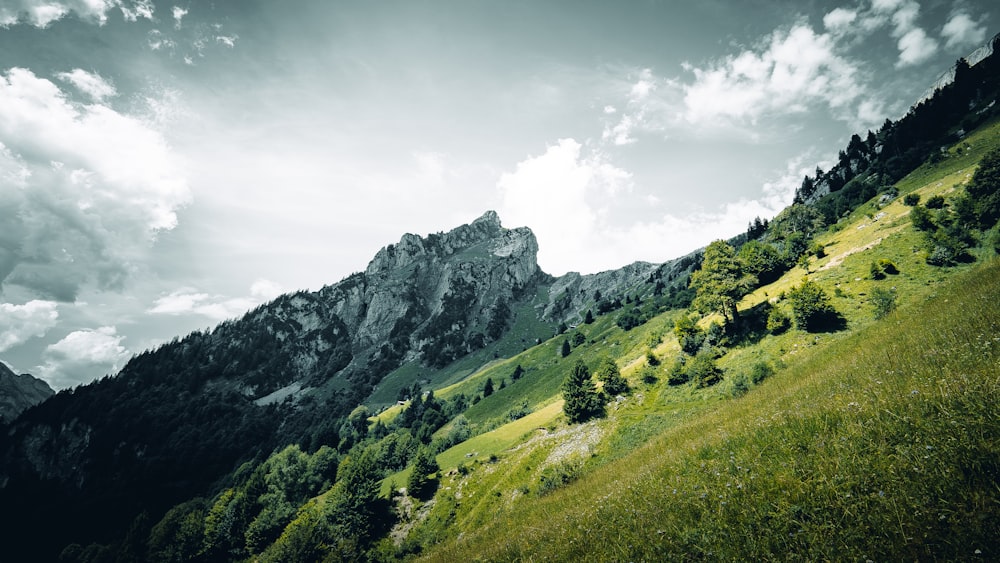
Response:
[738, 240, 785, 284]
[146, 499, 206, 563]
[965, 147, 1000, 229]
[869, 261, 886, 280]
[595, 357, 629, 397]
[766, 306, 791, 335]
[748, 361, 774, 384]
[584, 310, 594, 324]
[869, 286, 897, 320]
[562, 360, 605, 424]
[560, 339, 571, 358]
[645, 350, 660, 367]
[686, 351, 723, 388]
[924, 194, 946, 209]
[788, 279, 841, 332]
[537, 460, 582, 496]
[408, 447, 440, 498]
[910, 205, 935, 231]
[483, 377, 494, 398]
[673, 312, 705, 354]
[730, 373, 750, 397]
[615, 307, 643, 331]
[691, 240, 757, 329]
[667, 356, 689, 386]
[571, 331, 586, 347]
[903, 193, 920, 206]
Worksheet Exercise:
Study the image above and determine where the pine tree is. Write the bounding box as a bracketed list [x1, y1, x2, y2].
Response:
[595, 357, 629, 397]
[562, 360, 604, 424]
[560, 339, 571, 358]
[482, 377, 494, 397]
[407, 447, 439, 498]
[584, 309, 594, 324]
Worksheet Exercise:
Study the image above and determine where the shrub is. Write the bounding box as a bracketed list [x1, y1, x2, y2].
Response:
[876, 258, 899, 275]
[674, 313, 705, 354]
[730, 373, 750, 397]
[910, 205, 935, 231]
[645, 350, 660, 367]
[903, 193, 920, 206]
[537, 460, 582, 496]
[749, 361, 774, 384]
[925, 195, 946, 209]
[687, 351, 722, 388]
[787, 279, 840, 332]
[667, 357, 688, 386]
[766, 307, 791, 335]
[870, 286, 897, 320]
[869, 261, 886, 280]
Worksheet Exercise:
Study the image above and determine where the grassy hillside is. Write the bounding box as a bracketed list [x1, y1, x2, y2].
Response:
[418, 259, 999, 561]
[381, 121, 1000, 561]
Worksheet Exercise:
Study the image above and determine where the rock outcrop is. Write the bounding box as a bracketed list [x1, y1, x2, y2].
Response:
[0, 362, 53, 424]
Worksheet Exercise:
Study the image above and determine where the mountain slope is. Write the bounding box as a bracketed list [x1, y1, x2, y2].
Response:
[0, 362, 52, 424]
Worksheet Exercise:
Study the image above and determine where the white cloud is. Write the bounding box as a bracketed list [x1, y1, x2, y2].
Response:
[0, 67, 190, 301]
[499, 140, 816, 275]
[36, 326, 130, 389]
[149, 280, 285, 321]
[250, 279, 284, 300]
[0, 0, 153, 28]
[682, 24, 863, 125]
[215, 35, 238, 48]
[941, 12, 987, 51]
[896, 27, 938, 67]
[0, 300, 58, 352]
[823, 8, 857, 32]
[54, 69, 117, 102]
[171, 5, 186, 28]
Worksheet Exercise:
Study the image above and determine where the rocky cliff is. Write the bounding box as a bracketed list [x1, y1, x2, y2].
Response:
[0, 362, 53, 424]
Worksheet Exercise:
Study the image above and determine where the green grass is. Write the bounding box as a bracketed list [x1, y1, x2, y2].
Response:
[419, 259, 1000, 562]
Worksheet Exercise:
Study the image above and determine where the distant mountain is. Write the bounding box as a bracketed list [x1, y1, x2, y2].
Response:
[0, 362, 52, 424]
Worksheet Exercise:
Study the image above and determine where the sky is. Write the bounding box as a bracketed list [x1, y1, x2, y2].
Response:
[0, 0, 993, 389]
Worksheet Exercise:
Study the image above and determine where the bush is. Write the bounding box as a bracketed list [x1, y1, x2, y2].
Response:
[910, 205, 935, 231]
[869, 261, 886, 280]
[645, 350, 660, 367]
[730, 373, 750, 397]
[667, 357, 688, 386]
[687, 351, 722, 388]
[749, 361, 774, 384]
[537, 460, 582, 496]
[925, 195, 946, 209]
[903, 193, 920, 206]
[788, 279, 841, 332]
[870, 286, 897, 320]
[876, 258, 899, 275]
[766, 307, 791, 335]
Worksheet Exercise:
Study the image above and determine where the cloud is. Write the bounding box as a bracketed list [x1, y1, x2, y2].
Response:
[54, 69, 117, 102]
[823, 8, 857, 32]
[0, 300, 58, 352]
[499, 139, 818, 275]
[36, 326, 130, 389]
[941, 12, 987, 51]
[149, 279, 286, 321]
[896, 27, 938, 67]
[172, 5, 186, 29]
[681, 24, 863, 126]
[0, 0, 153, 28]
[0, 67, 190, 301]
[215, 34, 238, 48]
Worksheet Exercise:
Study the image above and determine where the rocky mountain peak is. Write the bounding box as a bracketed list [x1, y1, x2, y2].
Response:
[0, 362, 54, 424]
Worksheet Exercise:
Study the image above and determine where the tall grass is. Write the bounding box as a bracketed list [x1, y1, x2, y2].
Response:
[420, 260, 1000, 561]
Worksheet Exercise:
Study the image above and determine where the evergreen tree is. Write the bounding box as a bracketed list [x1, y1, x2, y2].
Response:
[562, 360, 604, 424]
[483, 377, 494, 397]
[584, 309, 594, 324]
[595, 357, 629, 396]
[560, 339, 571, 358]
[407, 447, 439, 498]
[511, 364, 524, 381]
[690, 240, 756, 330]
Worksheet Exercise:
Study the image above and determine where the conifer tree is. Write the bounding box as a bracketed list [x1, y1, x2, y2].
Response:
[595, 357, 629, 396]
[562, 360, 604, 424]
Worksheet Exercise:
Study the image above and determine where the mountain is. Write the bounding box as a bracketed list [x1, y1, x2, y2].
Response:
[0, 362, 53, 424]
[0, 209, 693, 560]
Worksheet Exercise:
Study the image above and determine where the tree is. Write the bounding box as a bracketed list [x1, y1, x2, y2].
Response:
[690, 240, 756, 330]
[673, 312, 704, 354]
[511, 364, 524, 381]
[482, 377, 494, 398]
[584, 309, 594, 324]
[562, 360, 604, 424]
[560, 339, 571, 358]
[595, 357, 628, 396]
[407, 447, 439, 498]
[788, 279, 840, 332]
[966, 147, 1000, 229]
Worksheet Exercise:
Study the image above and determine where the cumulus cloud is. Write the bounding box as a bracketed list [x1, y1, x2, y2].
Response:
[0, 300, 58, 352]
[0, 0, 153, 28]
[149, 279, 286, 321]
[601, 68, 675, 146]
[0, 67, 190, 301]
[823, 8, 857, 32]
[941, 12, 987, 51]
[171, 5, 186, 28]
[865, 0, 938, 66]
[682, 24, 863, 126]
[54, 69, 117, 102]
[36, 326, 130, 389]
[499, 140, 811, 275]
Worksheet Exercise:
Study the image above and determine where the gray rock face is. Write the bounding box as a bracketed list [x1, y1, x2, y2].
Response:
[0, 362, 53, 424]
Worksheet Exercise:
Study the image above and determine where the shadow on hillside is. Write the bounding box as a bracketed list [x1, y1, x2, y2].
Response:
[730, 301, 772, 347]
